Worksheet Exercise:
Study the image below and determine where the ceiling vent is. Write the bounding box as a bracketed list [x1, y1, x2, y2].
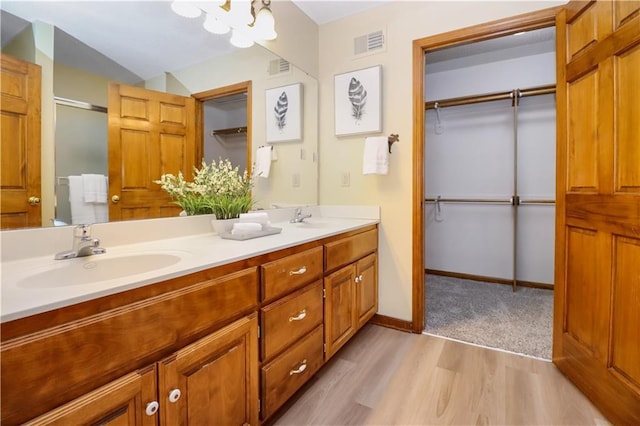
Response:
[354, 29, 386, 57]
[268, 58, 291, 76]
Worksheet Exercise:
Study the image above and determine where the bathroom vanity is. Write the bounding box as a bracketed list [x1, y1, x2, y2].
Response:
[0, 207, 379, 425]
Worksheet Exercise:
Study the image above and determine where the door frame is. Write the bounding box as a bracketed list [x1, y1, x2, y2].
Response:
[411, 6, 562, 333]
[192, 81, 252, 173]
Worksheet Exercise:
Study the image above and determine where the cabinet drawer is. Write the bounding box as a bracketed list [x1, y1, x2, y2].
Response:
[261, 246, 323, 302]
[261, 281, 323, 360]
[325, 228, 377, 272]
[261, 326, 324, 420]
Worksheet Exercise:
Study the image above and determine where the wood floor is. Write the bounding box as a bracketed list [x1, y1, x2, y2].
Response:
[272, 325, 609, 426]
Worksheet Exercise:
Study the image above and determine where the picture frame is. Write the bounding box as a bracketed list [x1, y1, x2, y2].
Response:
[265, 82, 303, 143]
[334, 65, 382, 136]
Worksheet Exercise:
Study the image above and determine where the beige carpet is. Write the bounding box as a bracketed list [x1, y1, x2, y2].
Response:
[424, 274, 553, 359]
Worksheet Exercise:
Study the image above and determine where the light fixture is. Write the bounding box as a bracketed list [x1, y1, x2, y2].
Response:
[171, 0, 277, 48]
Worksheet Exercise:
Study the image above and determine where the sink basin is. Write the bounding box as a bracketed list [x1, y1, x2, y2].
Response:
[18, 253, 184, 288]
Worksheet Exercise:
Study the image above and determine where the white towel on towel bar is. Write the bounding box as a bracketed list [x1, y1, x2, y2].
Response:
[69, 176, 97, 224]
[82, 174, 107, 203]
[255, 146, 272, 178]
[362, 136, 389, 175]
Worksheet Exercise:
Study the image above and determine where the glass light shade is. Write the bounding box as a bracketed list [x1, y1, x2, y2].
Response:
[203, 14, 230, 34]
[170, 0, 202, 18]
[228, 0, 253, 26]
[253, 6, 277, 41]
[230, 28, 254, 48]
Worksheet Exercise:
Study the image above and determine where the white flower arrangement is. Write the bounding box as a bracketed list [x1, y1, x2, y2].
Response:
[155, 158, 253, 219]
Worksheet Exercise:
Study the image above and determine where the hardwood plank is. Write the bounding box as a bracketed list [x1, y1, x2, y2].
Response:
[273, 325, 609, 426]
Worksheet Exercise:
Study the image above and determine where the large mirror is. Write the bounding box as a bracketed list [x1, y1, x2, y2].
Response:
[1, 1, 318, 229]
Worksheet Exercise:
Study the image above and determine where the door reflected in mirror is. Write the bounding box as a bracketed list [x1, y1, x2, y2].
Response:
[0, 2, 318, 230]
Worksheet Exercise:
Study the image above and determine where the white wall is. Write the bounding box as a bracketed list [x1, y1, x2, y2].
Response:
[318, 1, 566, 321]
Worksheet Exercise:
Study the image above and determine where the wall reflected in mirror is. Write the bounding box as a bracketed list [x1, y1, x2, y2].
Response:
[1, 2, 318, 230]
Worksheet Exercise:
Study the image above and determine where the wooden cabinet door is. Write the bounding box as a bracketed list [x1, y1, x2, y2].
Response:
[158, 314, 258, 426]
[24, 366, 157, 426]
[356, 253, 378, 328]
[0, 53, 41, 229]
[554, 1, 640, 424]
[323, 265, 357, 359]
[107, 83, 196, 221]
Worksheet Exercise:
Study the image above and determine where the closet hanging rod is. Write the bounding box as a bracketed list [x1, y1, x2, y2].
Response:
[425, 197, 513, 205]
[519, 199, 555, 205]
[424, 84, 556, 110]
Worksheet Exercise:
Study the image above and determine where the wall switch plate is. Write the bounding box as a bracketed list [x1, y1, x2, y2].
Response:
[292, 173, 300, 187]
[341, 172, 350, 187]
[300, 149, 306, 160]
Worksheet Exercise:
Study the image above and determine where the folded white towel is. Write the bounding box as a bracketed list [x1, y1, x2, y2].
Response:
[82, 174, 107, 203]
[362, 136, 389, 175]
[231, 222, 263, 235]
[239, 212, 270, 229]
[69, 176, 97, 224]
[255, 146, 273, 179]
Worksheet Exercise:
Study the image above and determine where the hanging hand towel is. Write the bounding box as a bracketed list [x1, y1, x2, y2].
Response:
[82, 174, 108, 203]
[362, 136, 389, 175]
[255, 146, 273, 178]
[69, 176, 98, 224]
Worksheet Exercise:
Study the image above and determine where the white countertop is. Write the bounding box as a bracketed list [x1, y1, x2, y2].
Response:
[1, 208, 379, 323]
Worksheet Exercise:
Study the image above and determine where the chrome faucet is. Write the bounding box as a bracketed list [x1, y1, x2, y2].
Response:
[54, 224, 106, 260]
[290, 207, 312, 223]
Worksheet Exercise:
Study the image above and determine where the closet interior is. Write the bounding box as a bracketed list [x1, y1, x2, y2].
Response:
[423, 27, 556, 358]
[204, 93, 248, 173]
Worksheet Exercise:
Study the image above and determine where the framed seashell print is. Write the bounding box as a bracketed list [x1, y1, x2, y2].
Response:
[334, 65, 382, 136]
[265, 82, 303, 143]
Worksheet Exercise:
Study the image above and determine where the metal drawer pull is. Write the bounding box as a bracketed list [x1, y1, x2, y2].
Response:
[289, 266, 307, 276]
[289, 360, 307, 375]
[289, 309, 307, 322]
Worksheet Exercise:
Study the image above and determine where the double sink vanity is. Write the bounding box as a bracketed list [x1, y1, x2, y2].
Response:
[0, 206, 380, 425]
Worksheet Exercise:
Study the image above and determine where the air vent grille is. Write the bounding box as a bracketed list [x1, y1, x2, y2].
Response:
[268, 58, 291, 76]
[354, 29, 386, 56]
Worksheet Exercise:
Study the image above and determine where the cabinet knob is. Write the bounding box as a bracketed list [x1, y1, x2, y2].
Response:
[359, 274, 364, 282]
[289, 359, 307, 375]
[28, 196, 41, 206]
[289, 266, 307, 276]
[289, 309, 307, 322]
[111, 195, 120, 204]
[168, 388, 181, 403]
[145, 401, 159, 416]
[355, 276, 360, 283]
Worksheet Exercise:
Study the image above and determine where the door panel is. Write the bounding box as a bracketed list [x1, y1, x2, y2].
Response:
[611, 236, 640, 389]
[615, 44, 640, 193]
[567, 70, 599, 192]
[158, 315, 258, 426]
[0, 53, 41, 229]
[555, 2, 640, 424]
[108, 83, 196, 221]
[323, 265, 356, 359]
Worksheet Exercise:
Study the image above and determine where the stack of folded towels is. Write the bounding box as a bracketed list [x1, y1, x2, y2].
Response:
[230, 212, 271, 235]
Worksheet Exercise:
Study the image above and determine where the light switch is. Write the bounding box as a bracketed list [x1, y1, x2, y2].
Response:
[292, 173, 300, 187]
[341, 172, 350, 187]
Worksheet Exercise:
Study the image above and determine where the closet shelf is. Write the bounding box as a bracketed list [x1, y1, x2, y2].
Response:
[211, 126, 247, 136]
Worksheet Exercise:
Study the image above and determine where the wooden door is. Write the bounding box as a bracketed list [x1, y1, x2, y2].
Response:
[356, 253, 378, 328]
[0, 53, 41, 229]
[323, 265, 357, 359]
[158, 314, 258, 426]
[554, 1, 640, 425]
[24, 366, 157, 426]
[108, 83, 196, 221]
